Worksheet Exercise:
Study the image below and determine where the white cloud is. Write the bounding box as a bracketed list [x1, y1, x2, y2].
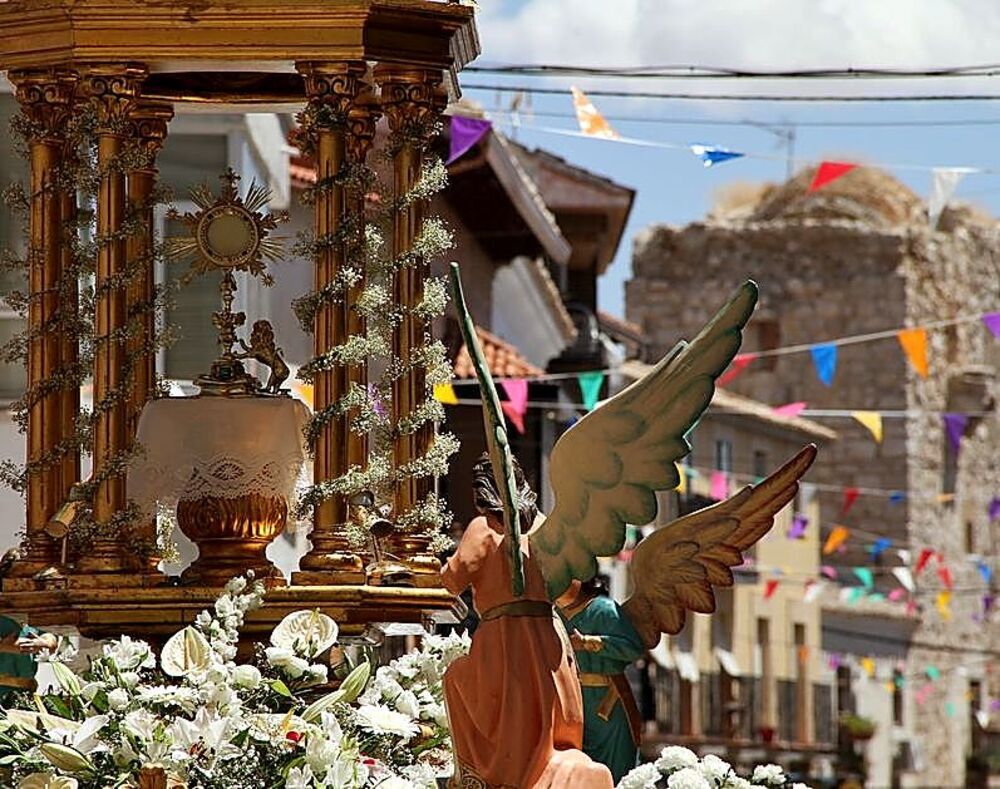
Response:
[474, 0, 1000, 96]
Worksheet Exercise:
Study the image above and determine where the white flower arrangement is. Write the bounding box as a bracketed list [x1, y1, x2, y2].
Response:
[618, 748, 806, 789]
[0, 574, 469, 788]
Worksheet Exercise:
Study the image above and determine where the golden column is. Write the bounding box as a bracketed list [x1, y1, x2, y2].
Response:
[58, 142, 80, 505]
[344, 90, 380, 482]
[9, 68, 77, 572]
[295, 62, 367, 584]
[77, 65, 146, 571]
[375, 65, 447, 576]
[125, 100, 172, 443]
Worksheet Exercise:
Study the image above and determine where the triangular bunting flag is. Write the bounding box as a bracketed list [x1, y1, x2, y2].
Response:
[869, 537, 891, 559]
[821, 565, 838, 580]
[983, 312, 1000, 339]
[763, 579, 779, 600]
[433, 382, 459, 405]
[935, 591, 952, 620]
[942, 412, 968, 453]
[861, 657, 876, 678]
[852, 411, 883, 443]
[710, 471, 729, 501]
[772, 401, 807, 418]
[928, 167, 971, 229]
[447, 116, 493, 165]
[689, 143, 744, 168]
[578, 371, 604, 412]
[897, 328, 929, 378]
[853, 567, 874, 589]
[937, 562, 954, 590]
[892, 567, 915, 592]
[787, 514, 808, 540]
[810, 343, 837, 386]
[804, 580, 824, 603]
[718, 353, 756, 387]
[915, 548, 936, 575]
[570, 86, 618, 138]
[823, 525, 850, 555]
[500, 379, 528, 434]
[842, 487, 859, 516]
[809, 161, 857, 192]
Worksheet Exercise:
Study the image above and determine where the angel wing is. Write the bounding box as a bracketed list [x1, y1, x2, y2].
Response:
[529, 280, 758, 600]
[622, 444, 817, 647]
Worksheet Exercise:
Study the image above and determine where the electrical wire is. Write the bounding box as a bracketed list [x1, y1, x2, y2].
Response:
[464, 82, 1000, 103]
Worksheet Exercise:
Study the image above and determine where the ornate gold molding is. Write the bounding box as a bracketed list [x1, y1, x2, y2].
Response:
[374, 65, 447, 150]
[297, 61, 367, 134]
[129, 100, 174, 169]
[78, 64, 148, 134]
[345, 88, 381, 163]
[9, 68, 78, 142]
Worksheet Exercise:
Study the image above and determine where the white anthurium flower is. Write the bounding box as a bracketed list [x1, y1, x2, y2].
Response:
[270, 610, 338, 659]
[161, 626, 211, 678]
[355, 704, 420, 740]
[18, 774, 79, 789]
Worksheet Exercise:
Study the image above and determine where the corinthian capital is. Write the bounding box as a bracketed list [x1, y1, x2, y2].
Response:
[374, 65, 447, 150]
[9, 69, 78, 143]
[346, 89, 382, 163]
[78, 65, 148, 135]
[298, 61, 367, 128]
[129, 100, 174, 168]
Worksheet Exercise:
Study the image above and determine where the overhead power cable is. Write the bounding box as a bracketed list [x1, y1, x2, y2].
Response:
[464, 83, 1000, 103]
[468, 62, 1000, 79]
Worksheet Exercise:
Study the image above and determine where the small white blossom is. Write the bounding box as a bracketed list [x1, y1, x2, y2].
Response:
[394, 689, 420, 718]
[232, 664, 261, 689]
[752, 764, 786, 786]
[722, 777, 753, 789]
[656, 745, 699, 773]
[106, 688, 129, 711]
[667, 767, 712, 789]
[619, 761, 662, 789]
[286, 764, 314, 789]
[700, 754, 731, 781]
[103, 636, 154, 671]
[265, 646, 310, 678]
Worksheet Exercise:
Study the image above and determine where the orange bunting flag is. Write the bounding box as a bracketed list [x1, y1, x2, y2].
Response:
[936, 590, 952, 620]
[897, 328, 929, 378]
[809, 161, 857, 191]
[823, 525, 850, 555]
[851, 411, 883, 443]
[570, 86, 618, 139]
[763, 579, 779, 600]
[433, 382, 459, 405]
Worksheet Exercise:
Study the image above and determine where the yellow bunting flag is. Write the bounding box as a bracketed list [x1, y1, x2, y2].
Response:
[936, 493, 955, 504]
[861, 657, 876, 678]
[851, 411, 883, 443]
[675, 463, 687, 494]
[822, 525, 850, 555]
[433, 382, 459, 405]
[884, 681, 896, 694]
[897, 328, 929, 378]
[570, 86, 618, 139]
[936, 590, 952, 620]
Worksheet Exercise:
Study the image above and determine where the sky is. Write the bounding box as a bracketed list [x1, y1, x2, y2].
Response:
[468, 0, 1000, 316]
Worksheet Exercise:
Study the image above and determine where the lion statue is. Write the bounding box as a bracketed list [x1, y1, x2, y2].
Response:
[235, 320, 290, 395]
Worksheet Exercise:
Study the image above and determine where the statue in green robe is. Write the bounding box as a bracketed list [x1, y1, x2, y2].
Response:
[0, 616, 56, 699]
[557, 578, 646, 783]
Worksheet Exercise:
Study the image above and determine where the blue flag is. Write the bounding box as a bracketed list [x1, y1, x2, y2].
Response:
[870, 537, 892, 559]
[689, 143, 744, 168]
[810, 343, 837, 386]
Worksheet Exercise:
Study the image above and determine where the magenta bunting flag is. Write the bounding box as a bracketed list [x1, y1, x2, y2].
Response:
[820, 565, 838, 580]
[447, 116, 492, 165]
[500, 378, 528, 434]
[990, 497, 1000, 521]
[942, 412, 968, 453]
[983, 312, 1000, 338]
[710, 471, 729, 501]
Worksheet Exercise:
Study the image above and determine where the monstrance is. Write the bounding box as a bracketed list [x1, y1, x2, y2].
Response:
[167, 168, 288, 396]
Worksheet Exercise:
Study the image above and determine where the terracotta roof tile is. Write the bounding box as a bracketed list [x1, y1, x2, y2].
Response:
[452, 325, 543, 380]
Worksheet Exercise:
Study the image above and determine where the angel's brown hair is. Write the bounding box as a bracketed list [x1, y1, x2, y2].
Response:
[471, 452, 537, 531]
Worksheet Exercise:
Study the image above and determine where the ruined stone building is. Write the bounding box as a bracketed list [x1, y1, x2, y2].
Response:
[627, 167, 999, 788]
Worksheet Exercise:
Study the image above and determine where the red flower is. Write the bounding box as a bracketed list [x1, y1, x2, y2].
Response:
[286, 731, 303, 743]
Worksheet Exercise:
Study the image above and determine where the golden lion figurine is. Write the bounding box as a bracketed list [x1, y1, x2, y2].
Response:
[235, 320, 290, 395]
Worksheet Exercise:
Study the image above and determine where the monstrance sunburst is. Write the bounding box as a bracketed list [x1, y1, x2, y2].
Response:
[166, 168, 288, 396]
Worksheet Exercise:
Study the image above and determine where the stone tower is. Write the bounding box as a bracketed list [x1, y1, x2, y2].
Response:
[627, 166, 999, 788]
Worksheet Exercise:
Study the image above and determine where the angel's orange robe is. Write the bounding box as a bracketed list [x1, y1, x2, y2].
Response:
[442, 515, 598, 788]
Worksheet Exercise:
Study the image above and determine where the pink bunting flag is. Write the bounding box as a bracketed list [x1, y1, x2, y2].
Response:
[710, 471, 729, 501]
[718, 353, 757, 387]
[809, 161, 857, 191]
[888, 588, 907, 602]
[915, 682, 935, 706]
[500, 379, 528, 435]
[772, 401, 807, 419]
[821, 565, 838, 580]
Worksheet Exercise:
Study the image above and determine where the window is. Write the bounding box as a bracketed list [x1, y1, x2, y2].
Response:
[715, 439, 733, 473]
[892, 669, 905, 725]
[753, 449, 768, 480]
[813, 683, 835, 745]
[755, 318, 780, 371]
[964, 521, 975, 554]
[794, 624, 809, 742]
[836, 665, 855, 716]
[757, 618, 773, 731]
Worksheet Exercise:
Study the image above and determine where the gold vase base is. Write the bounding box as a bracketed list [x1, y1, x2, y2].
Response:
[400, 555, 444, 589]
[294, 550, 366, 586]
[366, 560, 416, 588]
[0, 583, 466, 642]
[3, 569, 167, 593]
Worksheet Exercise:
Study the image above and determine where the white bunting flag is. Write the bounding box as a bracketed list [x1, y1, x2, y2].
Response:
[928, 167, 973, 229]
[570, 86, 618, 139]
[892, 566, 915, 593]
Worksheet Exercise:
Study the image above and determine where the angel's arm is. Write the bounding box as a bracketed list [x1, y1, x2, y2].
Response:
[441, 516, 497, 595]
[578, 598, 646, 661]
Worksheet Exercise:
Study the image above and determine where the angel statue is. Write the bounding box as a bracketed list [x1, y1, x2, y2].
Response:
[442, 263, 816, 787]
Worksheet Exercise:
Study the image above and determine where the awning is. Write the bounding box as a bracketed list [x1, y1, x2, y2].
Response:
[714, 647, 743, 677]
[649, 636, 673, 670]
[674, 650, 700, 683]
